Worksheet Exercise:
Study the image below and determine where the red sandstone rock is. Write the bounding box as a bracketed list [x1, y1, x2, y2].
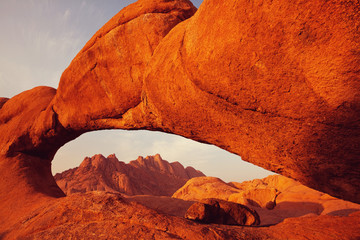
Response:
[173, 175, 360, 226]
[0, 1, 197, 234]
[229, 188, 279, 210]
[0, 0, 358, 205]
[1, 192, 258, 240]
[143, 0, 360, 203]
[54, 153, 204, 196]
[2, 191, 359, 240]
[56, 162, 360, 228]
[1, 0, 360, 238]
[126, 195, 195, 217]
[0, 97, 8, 109]
[185, 198, 260, 226]
[0, 87, 70, 231]
[172, 176, 240, 201]
[52, 0, 197, 131]
[263, 211, 360, 240]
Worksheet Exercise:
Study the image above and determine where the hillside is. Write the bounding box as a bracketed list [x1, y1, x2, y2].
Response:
[54, 153, 204, 196]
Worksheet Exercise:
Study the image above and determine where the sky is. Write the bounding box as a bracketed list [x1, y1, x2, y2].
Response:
[0, 0, 273, 183]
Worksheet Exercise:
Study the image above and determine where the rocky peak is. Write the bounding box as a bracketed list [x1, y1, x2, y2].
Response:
[185, 166, 204, 179]
[130, 154, 205, 179]
[79, 154, 108, 170]
[55, 154, 205, 196]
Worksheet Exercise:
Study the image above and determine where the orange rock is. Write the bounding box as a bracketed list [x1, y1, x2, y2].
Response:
[52, 0, 197, 131]
[173, 176, 279, 210]
[229, 188, 279, 210]
[0, 0, 197, 234]
[0, 97, 8, 109]
[54, 153, 204, 196]
[2, 191, 359, 240]
[1, 0, 360, 238]
[144, 0, 360, 203]
[1, 192, 253, 240]
[264, 211, 360, 240]
[185, 198, 260, 226]
[173, 175, 360, 226]
[126, 195, 195, 217]
[0, 0, 358, 205]
[172, 177, 240, 201]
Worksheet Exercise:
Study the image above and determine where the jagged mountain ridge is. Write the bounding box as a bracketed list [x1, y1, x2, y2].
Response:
[54, 153, 205, 196]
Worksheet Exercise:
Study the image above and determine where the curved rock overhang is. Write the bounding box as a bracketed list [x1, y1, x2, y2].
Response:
[0, 1, 359, 226]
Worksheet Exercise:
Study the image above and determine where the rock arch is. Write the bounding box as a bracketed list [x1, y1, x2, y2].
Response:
[0, 0, 359, 227]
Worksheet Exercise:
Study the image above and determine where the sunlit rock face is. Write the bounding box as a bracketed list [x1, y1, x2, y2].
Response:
[0, 0, 198, 234]
[54, 153, 204, 196]
[143, 0, 360, 203]
[0, 0, 359, 238]
[51, 0, 360, 203]
[173, 175, 360, 226]
[52, 0, 360, 203]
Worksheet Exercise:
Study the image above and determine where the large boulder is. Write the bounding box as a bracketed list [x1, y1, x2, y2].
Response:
[185, 198, 260, 226]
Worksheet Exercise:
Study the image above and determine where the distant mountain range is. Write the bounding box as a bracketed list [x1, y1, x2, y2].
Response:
[54, 153, 205, 196]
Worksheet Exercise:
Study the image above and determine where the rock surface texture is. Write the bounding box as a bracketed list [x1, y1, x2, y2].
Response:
[3, 176, 360, 239]
[143, 0, 360, 203]
[0, 0, 360, 238]
[173, 175, 360, 226]
[54, 153, 204, 196]
[185, 198, 260, 226]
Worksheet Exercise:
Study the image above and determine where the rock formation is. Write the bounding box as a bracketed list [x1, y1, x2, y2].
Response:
[55, 162, 360, 229]
[0, 98, 8, 109]
[142, 0, 360, 203]
[54, 153, 204, 196]
[173, 176, 241, 200]
[185, 198, 260, 226]
[3, 182, 360, 239]
[173, 175, 360, 226]
[1, 0, 360, 238]
[0, 0, 197, 233]
[2, 192, 265, 240]
[0, 0, 358, 204]
[173, 176, 279, 210]
[126, 195, 195, 217]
